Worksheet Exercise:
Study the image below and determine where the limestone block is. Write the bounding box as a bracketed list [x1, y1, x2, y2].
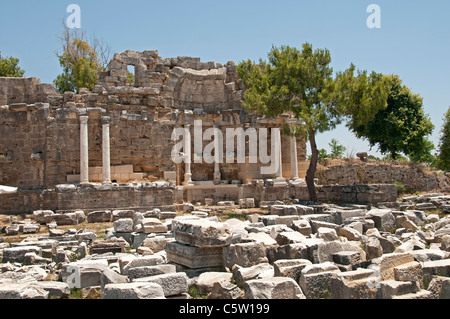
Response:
[339, 226, 362, 241]
[142, 236, 173, 253]
[165, 241, 224, 268]
[133, 273, 189, 297]
[114, 218, 134, 233]
[60, 260, 109, 289]
[0, 283, 49, 299]
[112, 210, 135, 221]
[332, 251, 362, 266]
[317, 227, 338, 241]
[371, 252, 415, 281]
[366, 209, 395, 232]
[141, 218, 168, 234]
[209, 279, 244, 300]
[87, 211, 112, 223]
[364, 236, 384, 260]
[2, 246, 42, 264]
[244, 277, 305, 299]
[232, 263, 274, 288]
[378, 280, 420, 299]
[36, 282, 70, 299]
[33, 210, 55, 224]
[194, 272, 233, 296]
[100, 268, 130, 290]
[299, 262, 341, 299]
[172, 219, 232, 248]
[128, 265, 176, 280]
[121, 255, 166, 275]
[426, 276, 450, 299]
[102, 282, 165, 299]
[275, 231, 306, 246]
[330, 268, 378, 299]
[273, 259, 312, 282]
[223, 242, 268, 268]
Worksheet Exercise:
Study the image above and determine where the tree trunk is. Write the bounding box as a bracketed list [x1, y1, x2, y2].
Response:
[306, 131, 319, 203]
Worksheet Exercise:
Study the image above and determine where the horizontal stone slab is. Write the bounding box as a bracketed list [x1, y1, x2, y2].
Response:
[165, 241, 225, 268]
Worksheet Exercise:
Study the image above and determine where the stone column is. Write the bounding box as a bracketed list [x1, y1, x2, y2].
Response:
[184, 124, 194, 186]
[79, 116, 89, 185]
[290, 134, 299, 180]
[102, 116, 112, 185]
[274, 128, 286, 185]
[213, 125, 221, 184]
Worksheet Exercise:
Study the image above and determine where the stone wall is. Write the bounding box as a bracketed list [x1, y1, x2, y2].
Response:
[0, 183, 175, 214]
[316, 162, 450, 193]
[183, 183, 398, 206]
[0, 50, 308, 189]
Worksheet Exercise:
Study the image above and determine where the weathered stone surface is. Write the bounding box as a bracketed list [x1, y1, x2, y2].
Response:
[133, 273, 189, 297]
[103, 282, 165, 299]
[36, 281, 70, 299]
[299, 262, 341, 299]
[209, 279, 244, 299]
[87, 211, 112, 223]
[339, 226, 362, 241]
[60, 260, 109, 289]
[371, 252, 414, 281]
[223, 242, 268, 268]
[332, 251, 362, 266]
[194, 272, 233, 296]
[317, 227, 338, 241]
[101, 268, 130, 290]
[121, 255, 166, 275]
[0, 283, 49, 299]
[165, 241, 224, 268]
[330, 268, 377, 299]
[2, 246, 42, 264]
[275, 231, 306, 245]
[427, 276, 450, 299]
[366, 209, 395, 232]
[273, 259, 312, 282]
[33, 210, 55, 224]
[142, 218, 168, 234]
[364, 236, 383, 260]
[128, 265, 176, 280]
[244, 277, 305, 299]
[172, 219, 232, 248]
[233, 263, 274, 288]
[378, 280, 420, 299]
[114, 218, 134, 233]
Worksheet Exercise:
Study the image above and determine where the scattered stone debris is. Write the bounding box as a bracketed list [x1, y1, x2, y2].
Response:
[0, 193, 449, 299]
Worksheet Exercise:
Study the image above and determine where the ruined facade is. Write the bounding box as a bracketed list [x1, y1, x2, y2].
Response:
[0, 50, 398, 214]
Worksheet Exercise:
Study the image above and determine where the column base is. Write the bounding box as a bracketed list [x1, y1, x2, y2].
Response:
[273, 177, 287, 187]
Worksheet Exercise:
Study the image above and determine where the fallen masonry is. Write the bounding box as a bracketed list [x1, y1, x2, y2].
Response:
[0, 193, 450, 300]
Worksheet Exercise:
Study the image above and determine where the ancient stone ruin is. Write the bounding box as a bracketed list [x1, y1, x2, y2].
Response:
[0, 50, 449, 300]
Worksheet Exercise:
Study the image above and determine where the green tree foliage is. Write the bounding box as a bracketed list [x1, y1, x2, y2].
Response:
[0, 52, 25, 77]
[329, 139, 346, 159]
[237, 44, 386, 202]
[54, 27, 109, 94]
[351, 75, 434, 163]
[437, 107, 450, 171]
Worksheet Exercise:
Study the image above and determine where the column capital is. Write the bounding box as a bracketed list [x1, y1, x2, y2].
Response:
[102, 116, 111, 125]
[79, 115, 89, 124]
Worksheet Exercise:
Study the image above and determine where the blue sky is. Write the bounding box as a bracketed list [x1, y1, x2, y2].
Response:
[1, 0, 449, 158]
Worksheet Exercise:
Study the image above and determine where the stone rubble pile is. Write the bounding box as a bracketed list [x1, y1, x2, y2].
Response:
[0, 195, 449, 299]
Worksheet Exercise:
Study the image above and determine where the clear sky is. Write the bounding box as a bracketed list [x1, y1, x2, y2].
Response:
[1, 0, 449, 158]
